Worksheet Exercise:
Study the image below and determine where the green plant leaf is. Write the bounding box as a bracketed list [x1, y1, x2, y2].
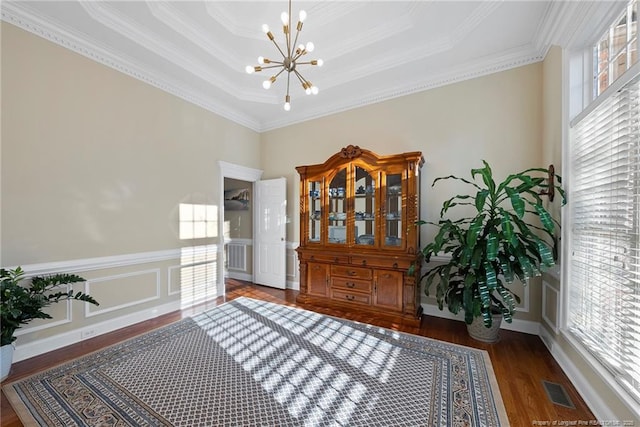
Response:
[498, 254, 515, 284]
[471, 160, 496, 194]
[516, 252, 535, 280]
[477, 279, 491, 308]
[475, 189, 489, 212]
[498, 209, 516, 246]
[466, 215, 485, 248]
[534, 204, 555, 234]
[433, 175, 482, 190]
[481, 309, 493, 327]
[471, 245, 484, 269]
[486, 233, 499, 261]
[484, 262, 498, 290]
[496, 285, 517, 315]
[535, 237, 555, 267]
[505, 187, 525, 218]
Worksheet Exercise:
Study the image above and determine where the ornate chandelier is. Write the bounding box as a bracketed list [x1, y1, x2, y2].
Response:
[245, 0, 323, 111]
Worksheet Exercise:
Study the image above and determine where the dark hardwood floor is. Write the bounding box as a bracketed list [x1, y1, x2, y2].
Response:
[1, 279, 594, 426]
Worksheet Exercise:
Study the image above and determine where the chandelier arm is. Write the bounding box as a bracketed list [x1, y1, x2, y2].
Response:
[273, 68, 287, 79]
[268, 38, 288, 61]
[258, 64, 284, 70]
[292, 69, 307, 85]
[291, 25, 302, 55]
[286, 69, 291, 98]
[286, 0, 292, 57]
[292, 50, 307, 62]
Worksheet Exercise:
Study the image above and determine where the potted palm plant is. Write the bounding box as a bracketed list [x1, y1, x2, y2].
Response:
[417, 161, 565, 342]
[0, 267, 99, 381]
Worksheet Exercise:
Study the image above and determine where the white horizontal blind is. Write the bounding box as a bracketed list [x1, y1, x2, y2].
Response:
[569, 71, 640, 404]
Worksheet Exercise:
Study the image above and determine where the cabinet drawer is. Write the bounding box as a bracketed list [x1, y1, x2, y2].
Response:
[331, 265, 372, 279]
[351, 255, 412, 270]
[331, 289, 371, 306]
[331, 277, 372, 293]
[306, 253, 349, 264]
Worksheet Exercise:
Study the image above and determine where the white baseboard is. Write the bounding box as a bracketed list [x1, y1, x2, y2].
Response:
[227, 271, 253, 282]
[538, 326, 621, 422]
[13, 300, 182, 362]
[421, 303, 540, 335]
[287, 280, 300, 291]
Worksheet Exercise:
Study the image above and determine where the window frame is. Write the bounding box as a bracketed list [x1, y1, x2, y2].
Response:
[562, 1, 640, 418]
[593, 0, 638, 98]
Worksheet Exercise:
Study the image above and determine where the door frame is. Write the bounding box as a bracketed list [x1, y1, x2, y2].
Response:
[218, 161, 263, 296]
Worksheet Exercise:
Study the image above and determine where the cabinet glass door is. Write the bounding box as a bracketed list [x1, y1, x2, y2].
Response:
[384, 173, 402, 247]
[328, 169, 347, 244]
[308, 180, 322, 243]
[354, 166, 375, 246]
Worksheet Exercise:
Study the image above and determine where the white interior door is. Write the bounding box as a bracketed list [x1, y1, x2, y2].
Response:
[254, 177, 287, 289]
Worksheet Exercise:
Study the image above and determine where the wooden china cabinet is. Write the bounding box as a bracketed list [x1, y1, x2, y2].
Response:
[296, 145, 424, 325]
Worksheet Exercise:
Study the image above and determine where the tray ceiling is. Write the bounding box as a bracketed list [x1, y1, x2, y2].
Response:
[0, 1, 619, 132]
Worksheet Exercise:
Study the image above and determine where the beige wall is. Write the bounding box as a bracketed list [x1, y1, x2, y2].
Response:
[1, 22, 260, 354]
[261, 62, 544, 322]
[1, 23, 261, 266]
[542, 45, 565, 228]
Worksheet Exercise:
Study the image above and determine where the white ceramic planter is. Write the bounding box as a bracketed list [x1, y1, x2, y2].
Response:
[1, 344, 15, 382]
[466, 314, 503, 343]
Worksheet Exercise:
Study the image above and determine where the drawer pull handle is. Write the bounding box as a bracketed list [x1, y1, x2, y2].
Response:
[393, 262, 398, 268]
[346, 282, 355, 288]
[346, 295, 355, 301]
[362, 260, 367, 266]
[348, 271, 357, 276]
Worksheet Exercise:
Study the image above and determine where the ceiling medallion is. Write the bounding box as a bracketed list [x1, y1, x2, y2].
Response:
[245, 0, 323, 111]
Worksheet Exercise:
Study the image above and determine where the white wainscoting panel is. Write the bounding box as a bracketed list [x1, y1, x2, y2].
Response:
[85, 269, 161, 317]
[542, 280, 560, 333]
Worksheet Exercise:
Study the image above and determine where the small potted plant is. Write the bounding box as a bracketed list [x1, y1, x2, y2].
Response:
[416, 161, 565, 342]
[0, 267, 99, 381]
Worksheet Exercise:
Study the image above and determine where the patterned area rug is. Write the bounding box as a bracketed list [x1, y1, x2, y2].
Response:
[4, 297, 509, 426]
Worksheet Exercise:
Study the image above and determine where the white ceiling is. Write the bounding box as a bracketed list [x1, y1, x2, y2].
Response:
[0, 1, 624, 132]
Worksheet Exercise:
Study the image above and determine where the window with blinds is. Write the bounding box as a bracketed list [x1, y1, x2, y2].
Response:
[569, 70, 640, 404]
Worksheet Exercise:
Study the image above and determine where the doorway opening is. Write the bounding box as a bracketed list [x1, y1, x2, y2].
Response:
[223, 177, 253, 283]
[218, 161, 263, 296]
